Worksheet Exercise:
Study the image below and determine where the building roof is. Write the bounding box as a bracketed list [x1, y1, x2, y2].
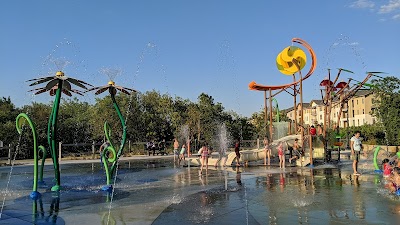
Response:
[297, 103, 311, 108]
[353, 89, 373, 97]
[310, 99, 324, 105]
[281, 107, 294, 113]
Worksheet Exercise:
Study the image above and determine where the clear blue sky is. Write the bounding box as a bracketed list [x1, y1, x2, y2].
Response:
[1, 0, 399, 117]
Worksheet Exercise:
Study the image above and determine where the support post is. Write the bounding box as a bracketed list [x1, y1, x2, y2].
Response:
[299, 71, 304, 151]
[269, 89, 273, 141]
[58, 142, 62, 162]
[293, 75, 298, 130]
[264, 91, 268, 137]
[309, 135, 313, 167]
[8, 144, 11, 165]
[92, 140, 95, 159]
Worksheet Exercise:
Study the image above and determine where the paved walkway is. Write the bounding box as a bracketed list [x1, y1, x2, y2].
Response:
[0, 154, 175, 167]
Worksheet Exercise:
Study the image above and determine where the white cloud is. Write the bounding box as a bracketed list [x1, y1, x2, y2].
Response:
[349, 0, 375, 8]
[393, 14, 400, 19]
[379, 0, 400, 14]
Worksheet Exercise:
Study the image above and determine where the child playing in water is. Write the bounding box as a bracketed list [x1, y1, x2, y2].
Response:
[278, 142, 285, 169]
[199, 142, 209, 175]
[264, 137, 271, 166]
[382, 158, 392, 177]
[178, 144, 186, 166]
[289, 138, 301, 164]
[387, 167, 400, 193]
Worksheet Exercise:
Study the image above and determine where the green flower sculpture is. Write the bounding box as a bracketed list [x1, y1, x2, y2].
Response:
[87, 80, 135, 191]
[26, 71, 92, 191]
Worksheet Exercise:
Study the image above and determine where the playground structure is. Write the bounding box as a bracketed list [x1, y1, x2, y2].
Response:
[318, 69, 382, 162]
[86, 80, 136, 191]
[248, 38, 317, 166]
[186, 135, 302, 167]
[17, 71, 136, 196]
[21, 71, 93, 193]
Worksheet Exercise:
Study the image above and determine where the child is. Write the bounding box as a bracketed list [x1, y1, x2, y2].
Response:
[199, 142, 209, 175]
[289, 138, 301, 164]
[382, 158, 391, 177]
[178, 144, 186, 166]
[387, 167, 400, 193]
[264, 137, 271, 166]
[278, 142, 285, 169]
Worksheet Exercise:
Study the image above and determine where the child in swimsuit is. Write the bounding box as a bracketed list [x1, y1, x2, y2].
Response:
[278, 142, 285, 169]
[178, 144, 186, 166]
[199, 142, 209, 174]
[264, 137, 271, 166]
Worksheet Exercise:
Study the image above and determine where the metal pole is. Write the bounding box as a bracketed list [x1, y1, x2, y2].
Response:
[8, 144, 11, 165]
[264, 90, 268, 136]
[92, 140, 95, 159]
[299, 71, 304, 152]
[293, 75, 298, 130]
[269, 89, 273, 141]
[309, 133, 313, 166]
[58, 142, 62, 162]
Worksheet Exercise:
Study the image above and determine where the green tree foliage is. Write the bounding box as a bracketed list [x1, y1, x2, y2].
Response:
[371, 76, 400, 145]
[0, 97, 20, 145]
[0, 92, 259, 158]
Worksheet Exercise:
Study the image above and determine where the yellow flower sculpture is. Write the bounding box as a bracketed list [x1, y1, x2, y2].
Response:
[276, 46, 307, 75]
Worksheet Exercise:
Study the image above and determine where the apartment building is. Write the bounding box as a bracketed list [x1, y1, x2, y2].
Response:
[286, 89, 376, 128]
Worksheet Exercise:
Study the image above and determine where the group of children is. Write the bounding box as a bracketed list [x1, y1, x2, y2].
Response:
[264, 138, 301, 169]
[382, 155, 400, 194]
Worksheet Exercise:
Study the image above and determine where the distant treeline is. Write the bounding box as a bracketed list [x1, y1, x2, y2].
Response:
[0, 91, 287, 159]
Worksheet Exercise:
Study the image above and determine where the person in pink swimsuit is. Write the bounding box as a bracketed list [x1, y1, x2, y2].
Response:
[199, 142, 209, 174]
[278, 142, 285, 169]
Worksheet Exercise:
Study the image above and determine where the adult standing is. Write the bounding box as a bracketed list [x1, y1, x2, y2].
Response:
[351, 131, 363, 175]
[235, 140, 241, 167]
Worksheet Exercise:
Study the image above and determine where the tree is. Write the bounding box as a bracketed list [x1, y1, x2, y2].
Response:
[0, 97, 21, 146]
[371, 76, 400, 145]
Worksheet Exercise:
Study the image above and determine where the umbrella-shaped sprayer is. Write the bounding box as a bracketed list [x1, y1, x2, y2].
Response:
[86, 80, 136, 191]
[18, 71, 92, 192]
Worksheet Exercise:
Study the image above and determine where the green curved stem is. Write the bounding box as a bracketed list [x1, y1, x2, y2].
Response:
[102, 122, 117, 185]
[16, 113, 39, 192]
[49, 81, 63, 191]
[110, 94, 127, 175]
[373, 146, 381, 170]
[101, 93, 127, 187]
[102, 144, 116, 185]
[38, 145, 47, 182]
[272, 98, 280, 122]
